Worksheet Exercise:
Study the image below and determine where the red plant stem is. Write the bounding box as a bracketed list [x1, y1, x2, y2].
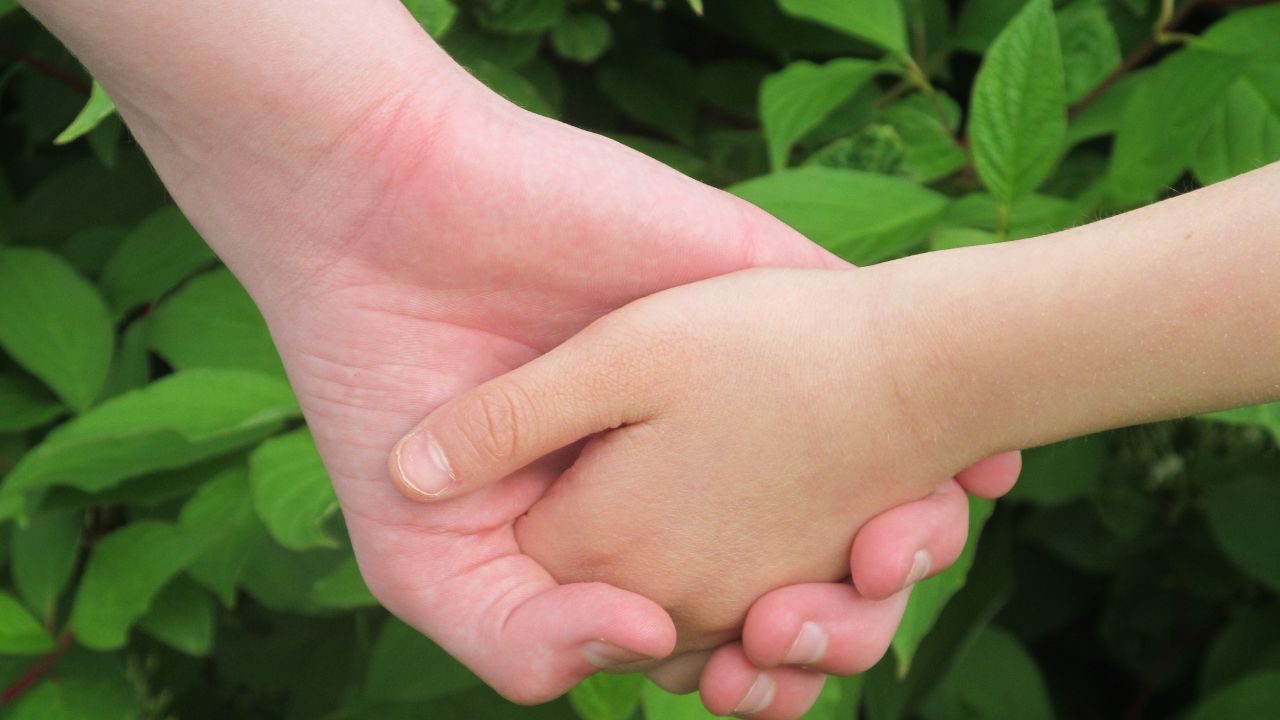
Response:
[1, 630, 75, 706]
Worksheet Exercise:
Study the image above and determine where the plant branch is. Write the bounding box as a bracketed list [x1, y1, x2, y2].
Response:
[0, 629, 75, 706]
[1067, 0, 1209, 120]
[0, 46, 91, 95]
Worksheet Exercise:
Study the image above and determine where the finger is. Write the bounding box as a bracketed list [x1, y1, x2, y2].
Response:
[699, 643, 827, 719]
[645, 650, 715, 694]
[388, 318, 653, 502]
[354, 522, 676, 704]
[955, 450, 1022, 498]
[849, 480, 971, 600]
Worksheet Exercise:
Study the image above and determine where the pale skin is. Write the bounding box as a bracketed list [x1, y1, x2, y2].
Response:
[20, 0, 1020, 713]
[395, 161, 1280, 717]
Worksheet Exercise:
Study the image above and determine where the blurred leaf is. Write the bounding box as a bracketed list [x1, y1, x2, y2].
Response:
[149, 267, 285, 378]
[1204, 402, 1280, 444]
[946, 191, 1081, 238]
[0, 371, 63, 432]
[969, 0, 1067, 203]
[11, 508, 81, 619]
[138, 576, 215, 656]
[1192, 63, 1280, 186]
[403, 0, 458, 37]
[1203, 474, 1280, 593]
[365, 618, 482, 703]
[777, 0, 907, 54]
[1201, 606, 1280, 694]
[249, 428, 339, 551]
[920, 626, 1054, 720]
[240, 537, 345, 613]
[58, 226, 127, 280]
[53, 81, 116, 145]
[800, 675, 863, 719]
[441, 15, 540, 68]
[474, 0, 565, 34]
[729, 167, 947, 263]
[99, 206, 216, 317]
[6, 651, 139, 720]
[930, 226, 999, 250]
[598, 53, 699, 144]
[99, 317, 151, 401]
[16, 155, 165, 243]
[1107, 48, 1246, 205]
[1194, 3, 1280, 59]
[640, 680, 717, 719]
[954, 0, 1029, 53]
[468, 60, 554, 116]
[892, 497, 996, 672]
[1191, 671, 1280, 720]
[882, 93, 967, 182]
[760, 58, 880, 170]
[0, 247, 114, 412]
[0, 590, 53, 654]
[311, 555, 378, 609]
[551, 13, 611, 63]
[1065, 69, 1143, 147]
[179, 465, 266, 606]
[570, 673, 644, 720]
[3, 369, 299, 498]
[610, 134, 714, 183]
[1007, 436, 1105, 506]
[1056, 0, 1120, 104]
[69, 520, 205, 650]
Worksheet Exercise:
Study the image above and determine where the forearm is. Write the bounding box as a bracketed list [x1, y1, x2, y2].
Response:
[21, 1, 479, 294]
[891, 162, 1280, 466]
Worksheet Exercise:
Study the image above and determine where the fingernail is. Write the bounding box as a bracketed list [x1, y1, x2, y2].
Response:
[784, 621, 828, 666]
[733, 673, 776, 716]
[394, 432, 453, 497]
[905, 549, 932, 586]
[581, 641, 652, 669]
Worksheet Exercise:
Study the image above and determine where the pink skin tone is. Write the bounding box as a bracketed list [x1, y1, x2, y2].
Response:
[21, 0, 1018, 714]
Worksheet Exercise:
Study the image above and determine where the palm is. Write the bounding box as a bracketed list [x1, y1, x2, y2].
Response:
[256, 102, 838, 697]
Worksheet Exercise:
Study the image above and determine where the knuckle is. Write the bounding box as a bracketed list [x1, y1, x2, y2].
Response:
[454, 382, 532, 464]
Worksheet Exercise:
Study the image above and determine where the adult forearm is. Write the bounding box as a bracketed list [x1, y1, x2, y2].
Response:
[20, 0, 479, 296]
[890, 162, 1280, 465]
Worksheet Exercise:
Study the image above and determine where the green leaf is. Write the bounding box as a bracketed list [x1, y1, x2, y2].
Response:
[311, 555, 378, 609]
[1192, 63, 1280, 186]
[474, 0, 565, 34]
[882, 92, 967, 182]
[1107, 48, 1246, 205]
[729, 167, 948, 264]
[11, 508, 81, 619]
[1191, 671, 1280, 720]
[946, 191, 1081, 238]
[6, 651, 140, 720]
[954, 0, 1029, 53]
[1201, 607, 1280, 694]
[148, 267, 286, 379]
[892, 497, 996, 672]
[0, 371, 63, 432]
[687, 0, 704, 15]
[16, 155, 165, 244]
[179, 465, 266, 606]
[551, 13, 611, 63]
[919, 627, 1053, 720]
[777, 0, 907, 54]
[0, 247, 114, 411]
[138, 576, 215, 656]
[249, 428, 340, 551]
[969, 0, 1067, 202]
[760, 58, 880, 170]
[365, 618, 482, 703]
[53, 81, 116, 145]
[930, 226, 999, 251]
[403, 0, 458, 38]
[69, 520, 206, 650]
[1056, 0, 1121, 104]
[1202, 474, 1280, 593]
[239, 537, 344, 613]
[570, 673, 644, 720]
[98, 206, 216, 317]
[1203, 402, 1280, 444]
[467, 60, 554, 116]
[3, 369, 299, 498]
[598, 53, 699, 144]
[1194, 3, 1280, 59]
[640, 680, 717, 719]
[0, 590, 54, 654]
[1006, 435, 1104, 506]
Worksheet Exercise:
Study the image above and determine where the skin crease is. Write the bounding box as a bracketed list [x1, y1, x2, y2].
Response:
[19, 2, 1020, 714]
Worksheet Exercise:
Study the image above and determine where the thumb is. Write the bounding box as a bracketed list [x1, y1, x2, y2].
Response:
[389, 325, 650, 501]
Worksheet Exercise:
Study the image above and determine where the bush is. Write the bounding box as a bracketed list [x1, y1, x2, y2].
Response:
[1, 0, 1278, 718]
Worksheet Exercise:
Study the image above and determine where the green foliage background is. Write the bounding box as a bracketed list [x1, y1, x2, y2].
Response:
[1, 0, 1279, 718]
